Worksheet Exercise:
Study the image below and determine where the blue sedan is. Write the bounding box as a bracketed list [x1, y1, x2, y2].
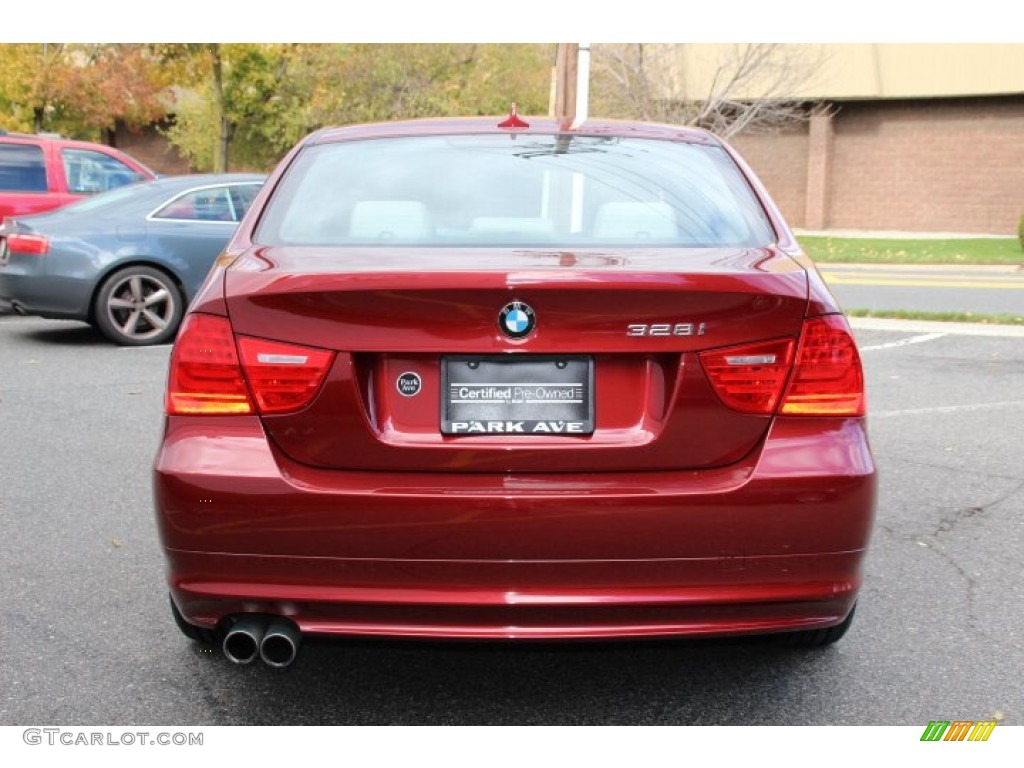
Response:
[0, 174, 264, 345]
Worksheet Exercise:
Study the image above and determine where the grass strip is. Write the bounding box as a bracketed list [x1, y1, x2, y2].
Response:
[846, 308, 1024, 326]
[800, 236, 1023, 265]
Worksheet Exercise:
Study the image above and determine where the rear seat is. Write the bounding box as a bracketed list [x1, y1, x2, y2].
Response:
[593, 202, 677, 240]
[349, 201, 432, 240]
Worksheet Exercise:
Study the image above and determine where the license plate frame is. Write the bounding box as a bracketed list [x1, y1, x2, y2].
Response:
[441, 355, 594, 436]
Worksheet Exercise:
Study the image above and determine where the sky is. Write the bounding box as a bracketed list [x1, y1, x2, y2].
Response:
[0, 1, 1016, 43]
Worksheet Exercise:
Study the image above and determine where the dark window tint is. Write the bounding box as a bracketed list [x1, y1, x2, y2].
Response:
[255, 135, 774, 248]
[0, 143, 48, 192]
[228, 184, 261, 220]
[153, 187, 235, 222]
[62, 149, 143, 194]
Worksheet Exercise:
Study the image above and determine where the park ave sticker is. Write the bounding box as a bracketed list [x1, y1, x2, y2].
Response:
[396, 371, 422, 397]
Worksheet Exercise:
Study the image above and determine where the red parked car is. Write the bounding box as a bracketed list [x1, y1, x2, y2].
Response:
[0, 130, 155, 219]
[154, 115, 876, 668]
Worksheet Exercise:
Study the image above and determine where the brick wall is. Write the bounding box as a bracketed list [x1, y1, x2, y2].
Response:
[828, 98, 1024, 234]
[728, 95, 1024, 235]
[729, 127, 809, 227]
[113, 123, 193, 176]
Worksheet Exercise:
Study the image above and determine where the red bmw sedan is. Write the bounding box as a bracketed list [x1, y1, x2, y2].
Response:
[154, 116, 875, 667]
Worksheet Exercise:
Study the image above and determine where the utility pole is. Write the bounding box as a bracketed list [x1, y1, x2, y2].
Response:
[550, 43, 591, 128]
[552, 44, 579, 125]
[210, 44, 230, 173]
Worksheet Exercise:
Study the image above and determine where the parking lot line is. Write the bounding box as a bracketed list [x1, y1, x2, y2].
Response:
[859, 332, 946, 352]
[873, 401, 1024, 418]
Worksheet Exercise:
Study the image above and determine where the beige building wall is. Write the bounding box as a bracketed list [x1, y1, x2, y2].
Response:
[665, 44, 1024, 100]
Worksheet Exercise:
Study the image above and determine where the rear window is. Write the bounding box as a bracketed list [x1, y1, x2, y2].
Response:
[153, 187, 236, 222]
[255, 135, 774, 248]
[151, 183, 262, 222]
[0, 143, 48, 192]
[228, 183, 261, 219]
[62, 148, 145, 194]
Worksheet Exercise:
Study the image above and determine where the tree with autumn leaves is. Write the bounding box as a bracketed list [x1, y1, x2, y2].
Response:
[0, 43, 554, 172]
[0, 44, 172, 138]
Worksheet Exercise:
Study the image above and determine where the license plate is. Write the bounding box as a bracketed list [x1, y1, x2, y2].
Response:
[441, 355, 594, 435]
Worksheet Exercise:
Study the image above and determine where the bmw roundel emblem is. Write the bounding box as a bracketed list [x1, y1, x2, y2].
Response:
[498, 301, 536, 339]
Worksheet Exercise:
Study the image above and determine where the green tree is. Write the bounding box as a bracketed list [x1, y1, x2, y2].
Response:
[161, 43, 313, 172]
[297, 44, 553, 127]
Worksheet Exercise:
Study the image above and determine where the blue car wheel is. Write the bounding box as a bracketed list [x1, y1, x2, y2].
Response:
[94, 265, 183, 346]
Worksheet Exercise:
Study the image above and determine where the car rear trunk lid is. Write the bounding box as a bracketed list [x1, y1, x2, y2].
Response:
[223, 245, 808, 472]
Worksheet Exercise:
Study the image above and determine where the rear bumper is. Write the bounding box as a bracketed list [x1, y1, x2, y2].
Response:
[0, 260, 92, 319]
[166, 550, 862, 639]
[155, 415, 875, 640]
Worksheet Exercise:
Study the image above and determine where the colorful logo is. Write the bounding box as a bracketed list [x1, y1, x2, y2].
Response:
[498, 301, 536, 339]
[920, 721, 997, 742]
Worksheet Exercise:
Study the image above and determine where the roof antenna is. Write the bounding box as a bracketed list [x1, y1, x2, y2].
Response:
[498, 103, 530, 130]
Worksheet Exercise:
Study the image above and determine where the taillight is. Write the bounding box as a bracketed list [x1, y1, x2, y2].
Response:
[166, 315, 336, 416]
[699, 337, 796, 415]
[166, 314, 253, 415]
[780, 315, 865, 416]
[236, 336, 334, 415]
[700, 315, 865, 417]
[7, 233, 49, 255]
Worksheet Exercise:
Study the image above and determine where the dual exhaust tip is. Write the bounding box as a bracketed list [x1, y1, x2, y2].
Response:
[222, 615, 301, 668]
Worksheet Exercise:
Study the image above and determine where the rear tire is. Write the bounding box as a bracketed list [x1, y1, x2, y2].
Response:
[779, 603, 856, 648]
[169, 594, 218, 646]
[94, 265, 183, 346]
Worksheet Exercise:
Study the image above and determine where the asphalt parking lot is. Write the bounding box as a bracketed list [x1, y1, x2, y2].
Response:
[0, 314, 1021, 725]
